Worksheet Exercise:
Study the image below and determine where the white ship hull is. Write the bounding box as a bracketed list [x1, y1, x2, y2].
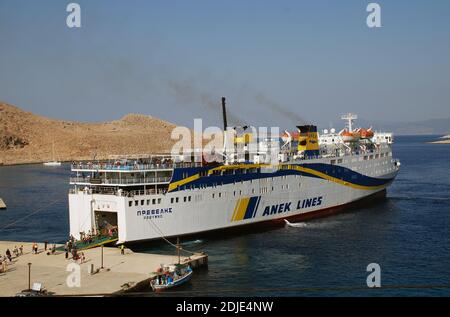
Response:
[69, 152, 399, 244]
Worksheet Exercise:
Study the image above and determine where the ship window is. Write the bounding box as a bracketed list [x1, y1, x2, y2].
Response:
[147, 199, 150, 205]
[184, 196, 187, 202]
[129, 201, 133, 207]
[171, 198, 174, 204]
[188, 196, 191, 202]
[252, 189, 255, 194]
[134, 201, 138, 206]
[176, 197, 179, 203]
[158, 198, 161, 204]
[141, 200, 144, 205]
[152, 199, 156, 204]
[219, 193, 222, 198]
[338, 159, 343, 163]
[212, 193, 215, 198]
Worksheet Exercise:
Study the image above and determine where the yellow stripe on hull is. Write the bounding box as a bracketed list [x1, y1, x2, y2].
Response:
[290, 166, 388, 191]
[168, 174, 200, 192]
[233, 197, 250, 221]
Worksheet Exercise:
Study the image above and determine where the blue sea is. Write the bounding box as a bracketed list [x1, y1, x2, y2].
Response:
[1, 135, 449, 296]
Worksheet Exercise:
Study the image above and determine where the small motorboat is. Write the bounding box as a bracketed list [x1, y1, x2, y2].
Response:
[284, 219, 307, 228]
[150, 264, 193, 291]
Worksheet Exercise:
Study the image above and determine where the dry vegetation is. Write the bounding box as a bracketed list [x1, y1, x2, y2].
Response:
[0, 101, 180, 165]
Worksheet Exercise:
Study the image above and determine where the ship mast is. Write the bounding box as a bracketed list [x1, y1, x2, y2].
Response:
[341, 113, 357, 132]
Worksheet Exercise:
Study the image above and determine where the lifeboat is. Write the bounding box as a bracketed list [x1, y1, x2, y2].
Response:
[357, 128, 374, 139]
[340, 129, 361, 142]
[281, 131, 300, 141]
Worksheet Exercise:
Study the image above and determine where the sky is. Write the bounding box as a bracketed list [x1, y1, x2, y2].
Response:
[0, 0, 449, 129]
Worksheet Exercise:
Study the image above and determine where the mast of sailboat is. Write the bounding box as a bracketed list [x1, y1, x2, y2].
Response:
[52, 140, 55, 161]
[177, 237, 181, 265]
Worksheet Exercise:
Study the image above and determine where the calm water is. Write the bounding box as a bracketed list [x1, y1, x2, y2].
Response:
[1, 135, 450, 296]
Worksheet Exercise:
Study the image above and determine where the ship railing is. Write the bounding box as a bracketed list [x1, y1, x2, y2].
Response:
[71, 162, 202, 171]
[70, 176, 172, 185]
[69, 187, 166, 196]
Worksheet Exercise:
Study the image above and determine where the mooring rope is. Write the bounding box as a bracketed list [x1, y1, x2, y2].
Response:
[144, 217, 198, 255]
[0, 198, 62, 232]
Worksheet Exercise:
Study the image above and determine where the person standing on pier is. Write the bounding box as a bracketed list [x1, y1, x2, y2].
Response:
[5, 249, 12, 262]
[1, 256, 7, 272]
[31, 242, 36, 254]
[120, 244, 125, 255]
[19, 245, 23, 255]
[44, 241, 48, 251]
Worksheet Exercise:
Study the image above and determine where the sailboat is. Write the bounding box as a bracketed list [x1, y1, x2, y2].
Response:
[43, 141, 61, 166]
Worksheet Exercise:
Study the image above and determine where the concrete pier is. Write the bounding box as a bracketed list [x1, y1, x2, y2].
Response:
[0, 241, 207, 296]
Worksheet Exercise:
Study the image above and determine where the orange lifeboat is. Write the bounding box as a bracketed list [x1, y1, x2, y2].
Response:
[281, 131, 300, 140]
[340, 129, 361, 142]
[357, 128, 374, 139]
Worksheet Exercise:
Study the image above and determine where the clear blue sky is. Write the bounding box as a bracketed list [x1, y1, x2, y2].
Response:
[1, 0, 449, 128]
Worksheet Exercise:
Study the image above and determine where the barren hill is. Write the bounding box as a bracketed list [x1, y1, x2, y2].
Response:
[0, 101, 179, 165]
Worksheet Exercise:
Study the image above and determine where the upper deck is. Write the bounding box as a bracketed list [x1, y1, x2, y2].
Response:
[69, 126, 396, 194]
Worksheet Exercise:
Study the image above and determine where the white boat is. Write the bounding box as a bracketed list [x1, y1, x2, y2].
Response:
[43, 161, 61, 166]
[150, 264, 193, 291]
[43, 141, 61, 166]
[0, 198, 6, 210]
[67, 101, 400, 244]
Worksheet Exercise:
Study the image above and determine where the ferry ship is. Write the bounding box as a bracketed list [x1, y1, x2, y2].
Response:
[68, 101, 400, 244]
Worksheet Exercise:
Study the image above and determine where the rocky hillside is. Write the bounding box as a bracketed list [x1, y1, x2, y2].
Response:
[0, 101, 179, 165]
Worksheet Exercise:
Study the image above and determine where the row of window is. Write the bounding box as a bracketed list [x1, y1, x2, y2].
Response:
[129, 198, 162, 207]
[129, 195, 195, 206]
[171, 196, 192, 204]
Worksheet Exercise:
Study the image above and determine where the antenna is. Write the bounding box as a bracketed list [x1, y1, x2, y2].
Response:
[341, 113, 358, 132]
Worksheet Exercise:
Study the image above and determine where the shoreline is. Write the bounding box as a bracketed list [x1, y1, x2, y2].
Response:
[429, 134, 450, 144]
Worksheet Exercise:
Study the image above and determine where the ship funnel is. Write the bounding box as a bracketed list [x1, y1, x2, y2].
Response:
[221, 97, 228, 131]
[296, 125, 320, 158]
